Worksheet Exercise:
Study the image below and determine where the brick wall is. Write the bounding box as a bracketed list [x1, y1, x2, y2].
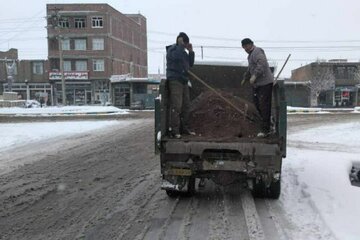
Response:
[46, 3, 148, 79]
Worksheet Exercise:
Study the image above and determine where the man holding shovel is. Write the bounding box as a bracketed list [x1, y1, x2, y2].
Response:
[241, 38, 274, 137]
[166, 32, 196, 139]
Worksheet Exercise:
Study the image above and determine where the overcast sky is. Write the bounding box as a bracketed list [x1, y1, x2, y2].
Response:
[1, 0, 360, 77]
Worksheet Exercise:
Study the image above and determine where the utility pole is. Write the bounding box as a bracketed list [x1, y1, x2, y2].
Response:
[49, 7, 66, 105]
[25, 79, 30, 100]
[58, 35, 66, 105]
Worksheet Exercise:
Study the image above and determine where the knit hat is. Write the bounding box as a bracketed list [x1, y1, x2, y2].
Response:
[177, 32, 189, 44]
[241, 38, 254, 46]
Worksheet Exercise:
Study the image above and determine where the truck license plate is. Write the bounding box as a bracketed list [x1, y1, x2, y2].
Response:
[168, 168, 192, 176]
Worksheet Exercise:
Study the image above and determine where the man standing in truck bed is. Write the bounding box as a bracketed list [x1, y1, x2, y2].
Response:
[166, 32, 196, 139]
[241, 38, 274, 137]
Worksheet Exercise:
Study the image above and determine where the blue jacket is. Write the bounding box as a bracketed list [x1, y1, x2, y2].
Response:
[166, 44, 195, 84]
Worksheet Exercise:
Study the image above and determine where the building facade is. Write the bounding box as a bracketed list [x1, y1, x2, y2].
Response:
[284, 81, 311, 107]
[46, 3, 147, 105]
[291, 60, 360, 107]
[110, 74, 159, 109]
[11, 59, 52, 105]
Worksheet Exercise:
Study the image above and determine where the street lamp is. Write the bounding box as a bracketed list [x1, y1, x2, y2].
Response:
[25, 79, 30, 101]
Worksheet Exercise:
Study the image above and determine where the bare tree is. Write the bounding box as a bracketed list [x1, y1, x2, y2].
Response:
[306, 62, 335, 107]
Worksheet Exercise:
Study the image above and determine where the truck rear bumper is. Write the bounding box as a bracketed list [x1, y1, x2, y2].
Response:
[163, 141, 280, 156]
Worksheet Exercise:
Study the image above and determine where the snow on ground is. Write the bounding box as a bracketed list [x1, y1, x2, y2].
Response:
[287, 106, 322, 112]
[287, 106, 360, 114]
[284, 122, 360, 240]
[0, 121, 120, 153]
[1, 115, 360, 239]
[0, 105, 128, 116]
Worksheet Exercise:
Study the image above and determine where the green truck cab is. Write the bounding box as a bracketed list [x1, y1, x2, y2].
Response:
[155, 62, 287, 199]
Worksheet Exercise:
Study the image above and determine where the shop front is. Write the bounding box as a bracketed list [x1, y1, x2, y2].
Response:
[334, 86, 357, 107]
[110, 75, 160, 109]
[49, 71, 92, 105]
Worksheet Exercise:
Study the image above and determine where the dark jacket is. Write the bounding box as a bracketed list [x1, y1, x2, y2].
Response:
[166, 44, 195, 84]
[244, 46, 273, 87]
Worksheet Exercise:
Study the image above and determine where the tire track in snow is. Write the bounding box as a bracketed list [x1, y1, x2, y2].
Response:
[139, 193, 182, 239]
[223, 184, 249, 240]
[240, 190, 265, 240]
[157, 196, 189, 240]
[254, 198, 289, 240]
[208, 186, 230, 240]
[175, 196, 198, 240]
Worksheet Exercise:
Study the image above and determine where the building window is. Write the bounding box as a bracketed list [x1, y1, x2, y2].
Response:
[61, 39, 70, 50]
[335, 66, 346, 79]
[92, 38, 104, 50]
[93, 59, 105, 71]
[75, 39, 87, 50]
[32, 62, 43, 75]
[133, 83, 147, 94]
[347, 66, 357, 80]
[92, 16, 103, 28]
[59, 18, 69, 28]
[63, 61, 71, 71]
[76, 60, 87, 71]
[74, 17, 86, 29]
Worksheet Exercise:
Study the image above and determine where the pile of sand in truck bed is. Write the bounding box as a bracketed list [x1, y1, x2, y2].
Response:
[188, 90, 262, 138]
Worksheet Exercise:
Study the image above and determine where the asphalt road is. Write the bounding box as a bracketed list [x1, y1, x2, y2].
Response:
[0, 113, 359, 240]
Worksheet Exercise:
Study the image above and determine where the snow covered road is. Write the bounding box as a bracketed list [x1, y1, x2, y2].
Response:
[286, 120, 360, 240]
[0, 114, 359, 239]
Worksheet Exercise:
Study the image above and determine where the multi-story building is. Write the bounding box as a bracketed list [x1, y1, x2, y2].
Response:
[46, 3, 147, 105]
[291, 60, 360, 107]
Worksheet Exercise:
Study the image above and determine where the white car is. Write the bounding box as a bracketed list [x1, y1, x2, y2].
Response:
[24, 100, 41, 108]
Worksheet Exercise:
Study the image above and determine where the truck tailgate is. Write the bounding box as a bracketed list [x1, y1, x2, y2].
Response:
[163, 138, 281, 156]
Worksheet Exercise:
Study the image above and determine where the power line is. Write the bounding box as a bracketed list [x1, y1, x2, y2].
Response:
[0, 29, 45, 34]
[0, 16, 44, 22]
[148, 30, 360, 43]
[149, 45, 360, 53]
[0, 10, 44, 44]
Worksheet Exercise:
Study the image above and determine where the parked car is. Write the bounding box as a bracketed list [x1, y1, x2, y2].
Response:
[24, 100, 41, 108]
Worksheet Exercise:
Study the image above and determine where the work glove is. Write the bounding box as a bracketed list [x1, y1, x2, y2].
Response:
[241, 78, 246, 86]
[250, 75, 257, 85]
[241, 71, 250, 86]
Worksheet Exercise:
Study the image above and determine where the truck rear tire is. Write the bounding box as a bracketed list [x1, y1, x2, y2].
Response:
[165, 177, 195, 198]
[268, 180, 281, 199]
[166, 189, 180, 198]
[252, 179, 266, 198]
[252, 178, 281, 199]
[185, 177, 196, 197]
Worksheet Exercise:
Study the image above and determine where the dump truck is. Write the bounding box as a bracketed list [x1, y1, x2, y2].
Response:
[154, 62, 287, 199]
